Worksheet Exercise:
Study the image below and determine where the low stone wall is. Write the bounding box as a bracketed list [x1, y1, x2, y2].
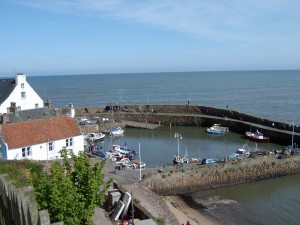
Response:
[0, 174, 63, 225]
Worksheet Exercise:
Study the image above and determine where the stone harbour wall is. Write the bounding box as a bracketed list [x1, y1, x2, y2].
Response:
[75, 104, 300, 146]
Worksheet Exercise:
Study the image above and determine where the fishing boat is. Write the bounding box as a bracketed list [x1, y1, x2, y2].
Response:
[173, 132, 183, 164]
[206, 126, 225, 134]
[131, 160, 146, 169]
[181, 149, 190, 163]
[173, 133, 190, 164]
[107, 127, 124, 135]
[84, 132, 105, 141]
[245, 130, 270, 143]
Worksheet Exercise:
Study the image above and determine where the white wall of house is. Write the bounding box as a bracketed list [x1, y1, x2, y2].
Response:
[0, 74, 44, 114]
[4, 135, 84, 160]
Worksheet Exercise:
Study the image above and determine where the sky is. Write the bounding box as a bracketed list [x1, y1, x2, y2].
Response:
[1, 0, 300, 76]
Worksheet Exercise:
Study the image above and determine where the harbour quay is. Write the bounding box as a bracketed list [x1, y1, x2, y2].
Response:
[75, 104, 299, 146]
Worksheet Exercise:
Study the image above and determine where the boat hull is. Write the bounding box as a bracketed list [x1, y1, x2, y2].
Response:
[245, 132, 270, 143]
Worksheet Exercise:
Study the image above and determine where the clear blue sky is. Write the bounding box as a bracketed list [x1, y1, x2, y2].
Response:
[1, 0, 300, 76]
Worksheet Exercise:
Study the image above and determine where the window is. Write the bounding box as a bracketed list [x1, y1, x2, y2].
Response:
[21, 83, 24, 88]
[22, 147, 31, 157]
[21, 92, 26, 99]
[17, 106, 21, 111]
[48, 142, 53, 151]
[35, 103, 39, 108]
[66, 138, 73, 147]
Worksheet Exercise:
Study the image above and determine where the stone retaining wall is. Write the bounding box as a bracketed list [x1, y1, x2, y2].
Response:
[142, 156, 300, 196]
[0, 174, 63, 225]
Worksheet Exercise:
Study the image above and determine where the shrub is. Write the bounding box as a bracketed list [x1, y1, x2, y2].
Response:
[32, 148, 112, 225]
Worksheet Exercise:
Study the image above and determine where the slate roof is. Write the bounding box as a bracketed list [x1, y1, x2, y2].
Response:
[0, 116, 82, 149]
[8, 107, 56, 123]
[0, 78, 15, 105]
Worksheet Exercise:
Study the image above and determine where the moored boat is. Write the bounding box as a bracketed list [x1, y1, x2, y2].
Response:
[84, 132, 105, 141]
[207, 126, 225, 134]
[107, 127, 124, 135]
[245, 130, 270, 143]
[173, 132, 185, 164]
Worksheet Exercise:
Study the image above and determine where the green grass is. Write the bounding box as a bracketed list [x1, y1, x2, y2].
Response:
[0, 160, 43, 187]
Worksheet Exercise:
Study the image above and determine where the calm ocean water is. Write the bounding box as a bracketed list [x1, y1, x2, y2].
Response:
[28, 70, 300, 123]
[28, 70, 300, 225]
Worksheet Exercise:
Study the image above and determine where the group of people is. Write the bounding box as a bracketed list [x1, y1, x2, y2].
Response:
[182, 221, 191, 225]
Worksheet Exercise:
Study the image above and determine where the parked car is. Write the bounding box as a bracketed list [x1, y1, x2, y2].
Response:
[201, 158, 218, 165]
[92, 150, 107, 160]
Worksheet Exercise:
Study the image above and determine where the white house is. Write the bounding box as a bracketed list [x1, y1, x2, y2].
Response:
[0, 73, 44, 114]
[0, 116, 84, 160]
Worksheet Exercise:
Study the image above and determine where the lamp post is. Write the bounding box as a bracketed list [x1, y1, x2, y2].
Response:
[292, 122, 295, 147]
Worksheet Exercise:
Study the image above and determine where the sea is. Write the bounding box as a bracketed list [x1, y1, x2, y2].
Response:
[28, 70, 300, 225]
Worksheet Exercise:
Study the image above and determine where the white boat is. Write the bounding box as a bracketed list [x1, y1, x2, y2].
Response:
[131, 160, 146, 169]
[173, 133, 190, 164]
[108, 127, 124, 135]
[84, 132, 105, 141]
[111, 144, 135, 155]
[181, 149, 189, 163]
[206, 126, 225, 134]
[235, 144, 251, 156]
[173, 132, 182, 164]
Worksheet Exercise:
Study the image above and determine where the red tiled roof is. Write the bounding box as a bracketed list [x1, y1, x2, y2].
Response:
[0, 116, 82, 149]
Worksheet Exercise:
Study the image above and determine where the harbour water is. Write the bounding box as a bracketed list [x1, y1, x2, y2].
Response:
[27, 70, 300, 225]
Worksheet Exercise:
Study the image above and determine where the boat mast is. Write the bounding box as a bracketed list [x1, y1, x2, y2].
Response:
[174, 132, 182, 157]
[139, 143, 142, 181]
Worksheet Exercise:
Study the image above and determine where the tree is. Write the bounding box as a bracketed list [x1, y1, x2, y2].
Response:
[32, 148, 112, 225]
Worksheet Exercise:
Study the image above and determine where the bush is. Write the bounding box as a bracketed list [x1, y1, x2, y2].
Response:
[0, 160, 43, 187]
[32, 148, 112, 225]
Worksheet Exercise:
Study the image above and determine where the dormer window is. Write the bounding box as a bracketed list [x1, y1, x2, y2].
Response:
[21, 92, 26, 98]
[21, 83, 24, 88]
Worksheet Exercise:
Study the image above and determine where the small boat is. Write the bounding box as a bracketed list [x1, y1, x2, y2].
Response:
[173, 132, 184, 164]
[173, 154, 183, 164]
[201, 158, 218, 165]
[235, 148, 250, 156]
[85, 132, 105, 141]
[207, 127, 225, 134]
[173, 150, 190, 164]
[111, 144, 136, 155]
[182, 149, 189, 163]
[108, 127, 124, 135]
[245, 130, 270, 143]
[131, 160, 146, 169]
